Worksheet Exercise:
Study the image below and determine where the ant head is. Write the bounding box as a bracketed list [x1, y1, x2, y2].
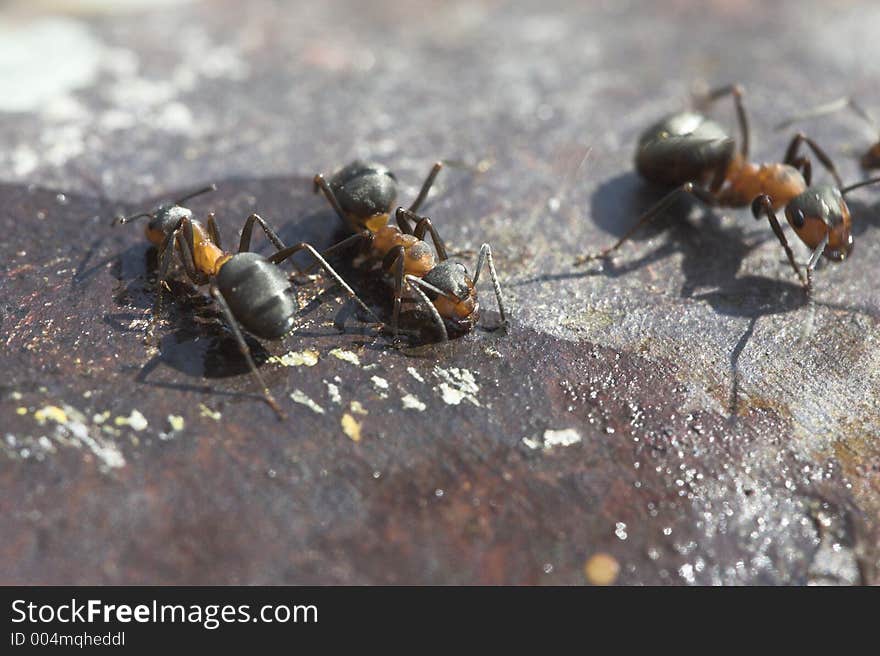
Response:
[784, 185, 853, 261]
[328, 160, 398, 220]
[422, 261, 479, 333]
[142, 203, 193, 244]
[113, 184, 216, 244]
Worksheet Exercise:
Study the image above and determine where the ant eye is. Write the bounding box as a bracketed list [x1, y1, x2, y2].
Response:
[791, 209, 806, 228]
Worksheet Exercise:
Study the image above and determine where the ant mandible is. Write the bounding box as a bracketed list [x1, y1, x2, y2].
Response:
[574, 84, 880, 291]
[776, 96, 880, 170]
[114, 184, 378, 418]
[312, 160, 507, 341]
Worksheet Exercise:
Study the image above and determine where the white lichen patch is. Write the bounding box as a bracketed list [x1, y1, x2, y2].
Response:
[114, 409, 148, 431]
[523, 428, 582, 451]
[544, 428, 582, 448]
[10, 403, 126, 470]
[407, 366, 425, 383]
[34, 405, 68, 425]
[290, 390, 325, 415]
[198, 403, 222, 421]
[167, 415, 185, 432]
[522, 437, 542, 450]
[325, 381, 342, 405]
[329, 348, 361, 366]
[269, 350, 319, 367]
[433, 366, 481, 406]
[371, 376, 389, 398]
[401, 394, 427, 412]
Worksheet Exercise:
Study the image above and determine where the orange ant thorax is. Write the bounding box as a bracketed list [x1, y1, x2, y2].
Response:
[370, 224, 436, 277]
[190, 220, 231, 277]
[720, 154, 807, 210]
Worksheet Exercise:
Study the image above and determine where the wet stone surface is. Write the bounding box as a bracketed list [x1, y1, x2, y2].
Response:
[1, 0, 879, 584]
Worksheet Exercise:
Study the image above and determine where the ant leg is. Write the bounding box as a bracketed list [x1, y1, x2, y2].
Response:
[574, 182, 716, 265]
[783, 133, 844, 189]
[175, 219, 211, 286]
[751, 195, 807, 287]
[408, 161, 444, 212]
[156, 228, 182, 286]
[404, 275, 449, 342]
[697, 84, 750, 158]
[238, 213, 287, 253]
[472, 243, 508, 326]
[209, 285, 285, 420]
[313, 174, 348, 223]
[395, 207, 449, 260]
[319, 230, 374, 258]
[383, 246, 407, 341]
[148, 226, 183, 343]
[269, 242, 383, 324]
[775, 97, 879, 136]
[206, 212, 222, 248]
[805, 232, 830, 295]
[394, 206, 416, 234]
[297, 230, 374, 278]
[789, 156, 813, 186]
[414, 218, 449, 261]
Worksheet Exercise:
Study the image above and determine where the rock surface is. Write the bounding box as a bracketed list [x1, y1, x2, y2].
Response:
[1, 0, 878, 584]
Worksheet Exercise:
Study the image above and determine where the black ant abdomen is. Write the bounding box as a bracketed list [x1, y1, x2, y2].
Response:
[635, 111, 735, 187]
[214, 252, 298, 340]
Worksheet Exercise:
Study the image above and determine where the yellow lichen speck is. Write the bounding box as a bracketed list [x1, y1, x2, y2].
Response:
[34, 405, 68, 425]
[341, 413, 362, 442]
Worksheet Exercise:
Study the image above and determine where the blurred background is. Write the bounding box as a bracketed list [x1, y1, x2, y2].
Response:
[2, 0, 879, 585]
[3, 0, 879, 200]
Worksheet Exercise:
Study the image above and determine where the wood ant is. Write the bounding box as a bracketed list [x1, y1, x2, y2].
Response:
[313, 159, 446, 234]
[312, 160, 507, 341]
[573, 84, 880, 291]
[114, 184, 377, 418]
[776, 97, 880, 170]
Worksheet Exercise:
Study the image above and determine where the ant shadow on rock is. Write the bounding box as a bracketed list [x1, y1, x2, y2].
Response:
[589, 174, 818, 420]
[508, 171, 880, 420]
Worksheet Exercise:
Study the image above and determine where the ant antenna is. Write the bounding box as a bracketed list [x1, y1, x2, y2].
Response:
[440, 158, 493, 174]
[175, 183, 217, 205]
[112, 184, 216, 226]
[841, 175, 880, 195]
[776, 97, 880, 138]
[114, 211, 151, 226]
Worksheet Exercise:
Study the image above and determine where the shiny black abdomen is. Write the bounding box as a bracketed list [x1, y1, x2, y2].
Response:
[328, 160, 398, 217]
[215, 252, 297, 340]
[635, 112, 736, 187]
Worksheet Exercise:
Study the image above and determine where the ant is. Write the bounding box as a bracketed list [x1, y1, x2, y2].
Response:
[312, 160, 507, 341]
[313, 159, 446, 234]
[573, 84, 880, 291]
[776, 96, 880, 170]
[114, 184, 378, 418]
